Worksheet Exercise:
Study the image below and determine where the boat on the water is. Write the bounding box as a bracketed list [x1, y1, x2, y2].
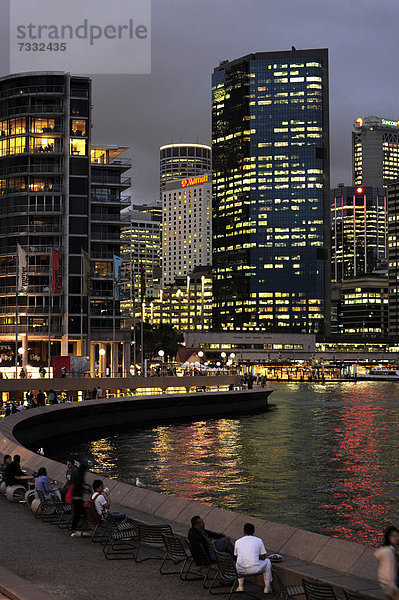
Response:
[357, 368, 399, 380]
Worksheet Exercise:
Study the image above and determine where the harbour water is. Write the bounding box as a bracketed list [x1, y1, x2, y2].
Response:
[46, 381, 399, 547]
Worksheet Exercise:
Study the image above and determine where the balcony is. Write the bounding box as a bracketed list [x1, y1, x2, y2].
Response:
[0, 306, 63, 315]
[0, 84, 65, 100]
[0, 224, 62, 236]
[0, 163, 63, 176]
[0, 245, 63, 257]
[91, 157, 131, 168]
[91, 214, 121, 223]
[91, 175, 131, 187]
[0, 204, 63, 216]
[0, 105, 64, 118]
[0, 324, 62, 334]
[1, 184, 63, 196]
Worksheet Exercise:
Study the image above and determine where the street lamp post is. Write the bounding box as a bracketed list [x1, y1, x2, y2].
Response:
[158, 349, 164, 374]
[99, 347, 106, 377]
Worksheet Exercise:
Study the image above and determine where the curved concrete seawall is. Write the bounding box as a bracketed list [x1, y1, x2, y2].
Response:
[0, 390, 382, 600]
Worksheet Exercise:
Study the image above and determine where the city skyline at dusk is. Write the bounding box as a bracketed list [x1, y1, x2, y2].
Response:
[1, 1, 399, 203]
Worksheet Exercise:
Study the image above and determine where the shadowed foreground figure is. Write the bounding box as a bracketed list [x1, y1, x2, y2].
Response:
[188, 515, 234, 570]
[375, 526, 399, 600]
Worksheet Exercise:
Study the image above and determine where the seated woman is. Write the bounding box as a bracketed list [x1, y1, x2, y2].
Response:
[35, 467, 54, 499]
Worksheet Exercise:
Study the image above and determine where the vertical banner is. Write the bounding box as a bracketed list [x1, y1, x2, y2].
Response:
[17, 244, 28, 292]
[82, 250, 91, 295]
[113, 255, 123, 300]
[140, 263, 146, 302]
[51, 249, 63, 293]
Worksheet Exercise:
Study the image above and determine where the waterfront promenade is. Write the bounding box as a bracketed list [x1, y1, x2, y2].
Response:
[0, 493, 218, 600]
[0, 396, 385, 600]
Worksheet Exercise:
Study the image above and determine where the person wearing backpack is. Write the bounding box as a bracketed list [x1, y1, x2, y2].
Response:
[91, 480, 127, 523]
[70, 463, 91, 537]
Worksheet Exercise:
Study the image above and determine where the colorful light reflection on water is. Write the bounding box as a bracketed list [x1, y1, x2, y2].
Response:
[46, 381, 399, 546]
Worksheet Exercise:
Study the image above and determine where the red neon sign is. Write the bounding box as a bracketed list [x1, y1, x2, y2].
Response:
[181, 174, 209, 188]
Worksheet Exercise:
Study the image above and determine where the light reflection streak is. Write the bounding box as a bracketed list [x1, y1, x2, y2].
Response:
[46, 381, 399, 546]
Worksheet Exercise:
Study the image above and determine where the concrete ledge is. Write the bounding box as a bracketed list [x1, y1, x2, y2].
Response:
[0, 565, 57, 600]
[280, 529, 329, 562]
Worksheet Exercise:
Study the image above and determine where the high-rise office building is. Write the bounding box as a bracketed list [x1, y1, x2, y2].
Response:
[0, 72, 130, 374]
[120, 203, 162, 314]
[331, 185, 387, 282]
[160, 143, 211, 192]
[162, 174, 212, 285]
[387, 181, 399, 336]
[212, 49, 330, 332]
[353, 116, 399, 187]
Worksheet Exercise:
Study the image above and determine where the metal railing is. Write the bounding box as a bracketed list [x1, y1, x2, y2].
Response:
[0, 204, 63, 216]
[0, 164, 63, 176]
[0, 84, 65, 100]
[0, 105, 64, 118]
[91, 158, 131, 167]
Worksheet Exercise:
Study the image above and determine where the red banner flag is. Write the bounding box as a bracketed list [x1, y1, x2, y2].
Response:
[51, 249, 63, 294]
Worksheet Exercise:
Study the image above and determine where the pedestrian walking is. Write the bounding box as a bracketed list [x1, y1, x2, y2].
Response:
[70, 463, 90, 536]
[375, 526, 399, 600]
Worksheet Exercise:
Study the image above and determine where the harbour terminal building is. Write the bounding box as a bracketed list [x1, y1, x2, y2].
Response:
[0, 72, 131, 376]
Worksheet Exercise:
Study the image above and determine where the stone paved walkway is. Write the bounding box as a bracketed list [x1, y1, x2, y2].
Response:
[0, 493, 247, 600]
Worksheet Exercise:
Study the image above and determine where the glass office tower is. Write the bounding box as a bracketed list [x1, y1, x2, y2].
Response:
[331, 185, 387, 282]
[212, 49, 330, 333]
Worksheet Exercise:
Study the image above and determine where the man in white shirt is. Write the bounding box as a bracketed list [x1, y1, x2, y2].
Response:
[234, 523, 272, 594]
[91, 480, 127, 522]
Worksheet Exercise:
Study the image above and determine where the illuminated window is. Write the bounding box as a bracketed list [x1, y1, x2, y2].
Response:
[70, 138, 87, 156]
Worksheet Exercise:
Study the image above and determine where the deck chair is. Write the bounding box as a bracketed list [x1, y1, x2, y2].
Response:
[303, 579, 342, 600]
[160, 535, 196, 579]
[272, 567, 304, 600]
[344, 590, 366, 600]
[135, 523, 173, 563]
[49, 493, 73, 529]
[209, 551, 267, 599]
[35, 490, 56, 522]
[102, 513, 137, 560]
[186, 537, 216, 588]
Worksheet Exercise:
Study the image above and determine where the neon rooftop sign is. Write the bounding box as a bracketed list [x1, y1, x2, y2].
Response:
[181, 174, 209, 188]
[381, 118, 399, 127]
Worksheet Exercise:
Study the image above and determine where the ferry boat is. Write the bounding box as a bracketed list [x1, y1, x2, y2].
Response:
[358, 368, 399, 380]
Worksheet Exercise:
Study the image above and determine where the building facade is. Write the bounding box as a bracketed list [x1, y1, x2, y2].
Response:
[162, 175, 212, 286]
[332, 276, 388, 337]
[353, 116, 399, 187]
[212, 49, 330, 333]
[387, 181, 399, 336]
[0, 72, 130, 375]
[147, 266, 212, 332]
[331, 185, 387, 282]
[120, 202, 162, 315]
[160, 143, 211, 193]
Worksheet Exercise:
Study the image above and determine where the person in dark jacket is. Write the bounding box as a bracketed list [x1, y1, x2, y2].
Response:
[70, 463, 90, 536]
[187, 515, 234, 568]
[4, 455, 31, 489]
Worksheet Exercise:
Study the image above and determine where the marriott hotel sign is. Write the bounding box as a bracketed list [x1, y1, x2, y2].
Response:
[164, 173, 211, 192]
[180, 174, 209, 188]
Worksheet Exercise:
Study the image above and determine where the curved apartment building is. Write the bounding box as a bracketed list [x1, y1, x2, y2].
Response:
[0, 72, 130, 375]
